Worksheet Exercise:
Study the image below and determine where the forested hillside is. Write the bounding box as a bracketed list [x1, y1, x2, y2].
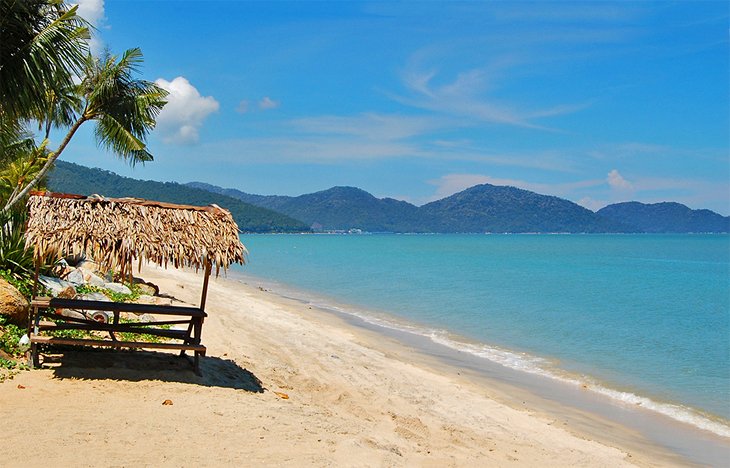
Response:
[48, 161, 310, 233]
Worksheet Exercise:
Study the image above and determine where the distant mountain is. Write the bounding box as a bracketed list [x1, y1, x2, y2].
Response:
[188, 183, 424, 232]
[52, 166, 725, 234]
[597, 202, 730, 233]
[189, 181, 634, 233]
[420, 184, 632, 233]
[47, 161, 310, 233]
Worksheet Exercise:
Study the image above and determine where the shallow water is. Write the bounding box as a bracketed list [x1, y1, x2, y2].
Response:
[233, 234, 730, 436]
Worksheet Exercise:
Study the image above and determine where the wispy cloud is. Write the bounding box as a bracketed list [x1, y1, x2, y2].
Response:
[154, 77, 219, 144]
[237, 97, 280, 113]
[258, 96, 279, 110]
[392, 51, 590, 130]
[290, 113, 440, 141]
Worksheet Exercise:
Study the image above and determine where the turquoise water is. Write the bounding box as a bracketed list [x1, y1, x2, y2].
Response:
[233, 234, 730, 434]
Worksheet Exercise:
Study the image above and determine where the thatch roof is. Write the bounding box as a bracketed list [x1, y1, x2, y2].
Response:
[25, 192, 247, 275]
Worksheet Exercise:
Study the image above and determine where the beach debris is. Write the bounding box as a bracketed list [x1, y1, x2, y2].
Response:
[18, 334, 30, 351]
[274, 392, 289, 400]
[162, 399, 173, 406]
[90, 311, 111, 323]
[17, 384, 25, 389]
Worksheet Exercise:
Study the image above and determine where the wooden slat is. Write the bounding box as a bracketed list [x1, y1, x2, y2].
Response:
[30, 335, 206, 352]
[38, 297, 207, 317]
[31, 297, 51, 307]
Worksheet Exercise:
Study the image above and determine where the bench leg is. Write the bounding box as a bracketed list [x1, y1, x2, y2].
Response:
[29, 342, 40, 368]
[193, 350, 205, 376]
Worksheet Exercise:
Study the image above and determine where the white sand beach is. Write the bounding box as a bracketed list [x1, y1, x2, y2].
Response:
[0, 264, 692, 467]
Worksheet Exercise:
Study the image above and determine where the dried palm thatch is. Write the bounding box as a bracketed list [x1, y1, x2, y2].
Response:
[24, 192, 247, 276]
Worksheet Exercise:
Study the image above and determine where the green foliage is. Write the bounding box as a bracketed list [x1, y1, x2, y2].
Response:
[117, 317, 170, 343]
[48, 322, 90, 340]
[79, 48, 168, 164]
[3, 46, 169, 212]
[0, 315, 25, 357]
[0, 0, 90, 121]
[48, 161, 311, 233]
[597, 202, 730, 233]
[0, 356, 29, 383]
[0, 209, 36, 283]
[0, 269, 33, 299]
[75, 282, 141, 303]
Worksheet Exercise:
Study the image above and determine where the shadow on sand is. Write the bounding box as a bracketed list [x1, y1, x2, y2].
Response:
[42, 348, 264, 393]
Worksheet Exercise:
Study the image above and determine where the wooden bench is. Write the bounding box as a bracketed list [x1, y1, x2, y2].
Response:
[28, 297, 207, 374]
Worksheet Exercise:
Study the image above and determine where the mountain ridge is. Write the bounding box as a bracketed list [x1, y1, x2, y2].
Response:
[188, 181, 728, 233]
[44, 162, 727, 234]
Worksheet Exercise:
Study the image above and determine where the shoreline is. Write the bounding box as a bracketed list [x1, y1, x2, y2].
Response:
[228, 268, 730, 466]
[2, 264, 726, 466]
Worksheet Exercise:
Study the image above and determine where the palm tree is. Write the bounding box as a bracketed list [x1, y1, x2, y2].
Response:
[0, 0, 89, 121]
[3, 48, 168, 212]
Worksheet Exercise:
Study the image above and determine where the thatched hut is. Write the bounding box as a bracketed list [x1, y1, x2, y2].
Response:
[24, 191, 247, 309]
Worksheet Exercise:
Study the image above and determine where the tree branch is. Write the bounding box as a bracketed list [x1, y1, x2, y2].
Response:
[2, 115, 87, 213]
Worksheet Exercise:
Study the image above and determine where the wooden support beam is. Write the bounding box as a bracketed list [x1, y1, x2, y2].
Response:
[199, 259, 212, 311]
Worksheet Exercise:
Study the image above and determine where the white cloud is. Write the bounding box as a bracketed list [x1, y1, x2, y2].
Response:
[258, 96, 279, 110]
[75, 0, 105, 26]
[154, 77, 219, 144]
[74, 0, 105, 53]
[607, 169, 633, 191]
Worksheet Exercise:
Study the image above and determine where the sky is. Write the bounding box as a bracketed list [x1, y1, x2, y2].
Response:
[59, 0, 729, 214]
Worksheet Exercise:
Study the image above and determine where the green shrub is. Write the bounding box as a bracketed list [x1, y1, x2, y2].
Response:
[76, 282, 141, 303]
[0, 315, 25, 356]
[0, 209, 36, 283]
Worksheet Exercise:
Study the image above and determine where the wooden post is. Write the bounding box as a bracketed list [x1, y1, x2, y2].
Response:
[28, 258, 41, 337]
[199, 259, 212, 311]
[31, 257, 41, 298]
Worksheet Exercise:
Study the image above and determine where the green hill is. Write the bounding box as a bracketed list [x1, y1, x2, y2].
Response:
[47, 161, 310, 233]
[420, 184, 633, 233]
[189, 181, 634, 233]
[597, 202, 729, 233]
[188, 183, 424, 232]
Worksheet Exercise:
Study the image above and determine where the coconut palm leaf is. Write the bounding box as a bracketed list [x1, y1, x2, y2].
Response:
[0, 0, 89, 120]
[2, 48, 168, 212]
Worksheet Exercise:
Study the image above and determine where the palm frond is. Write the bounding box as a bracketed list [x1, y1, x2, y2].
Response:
[0, 0, 89, 120]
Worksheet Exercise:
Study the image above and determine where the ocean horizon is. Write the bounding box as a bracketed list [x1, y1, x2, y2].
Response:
[232, 233, 730, 438]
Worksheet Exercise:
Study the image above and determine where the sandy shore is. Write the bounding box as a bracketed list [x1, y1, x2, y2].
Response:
[0, 265, 692, 467]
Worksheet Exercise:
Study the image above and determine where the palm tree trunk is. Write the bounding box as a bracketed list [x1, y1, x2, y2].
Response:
[2, 115, 87, 213]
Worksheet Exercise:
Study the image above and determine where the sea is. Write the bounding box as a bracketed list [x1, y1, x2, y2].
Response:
[231, 233, 730, 441]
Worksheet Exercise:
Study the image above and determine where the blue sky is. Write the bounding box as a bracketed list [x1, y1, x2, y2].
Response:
[60, 1, 729, 214]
